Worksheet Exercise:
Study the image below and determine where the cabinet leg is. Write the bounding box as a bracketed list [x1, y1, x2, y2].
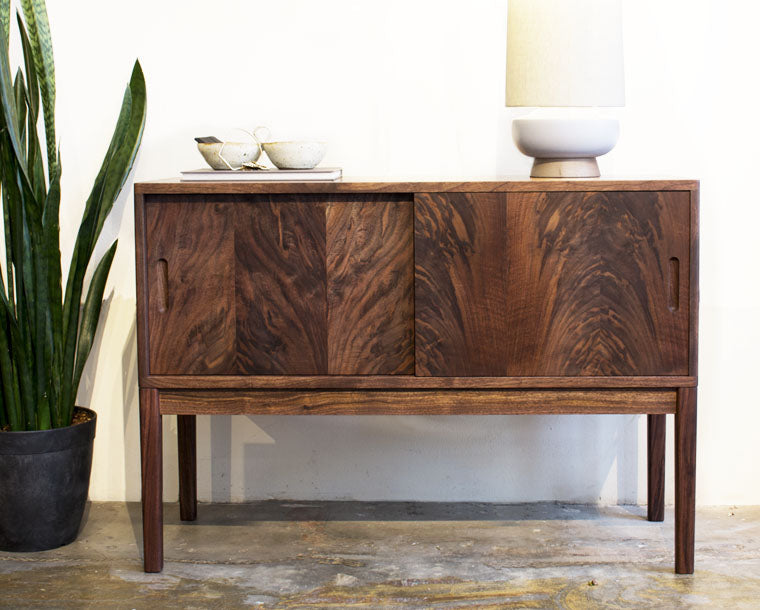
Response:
[647, 414, 666, 522]
[675, 387, 697, 574]
[178, 415, 197, 521]
[139, 389, 163, 573]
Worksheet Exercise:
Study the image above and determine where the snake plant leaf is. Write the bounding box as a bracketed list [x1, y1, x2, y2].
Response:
[0, 281, 35, 429]
[13, 69, 26, 144]
[0, 29, 31, 189]
[19, 193, 38, 389]
[19, 0, 55, 170]
[1, 186, 12, 304]
[17, 12, 39, 122]
[63, 62, 145, 326]
[1, 139, 18, 305]
[32, 198, 55, 429]
[0, 0, 8, 50]
[12, 65, 45, 209]
[17, 12, 45, 202]
[0, 139, 29, 325]
[43, 161, 62, 290]
[69, 240, 116, 423]
[61, 61, 145, 414]
[43, 161, 62, 425]
[0, 149, 26, 430]
[0, 304, 21, 430]
[90, 61, 146, 241]
[0, 125, 44, 429]
[26, 92, 45, 203]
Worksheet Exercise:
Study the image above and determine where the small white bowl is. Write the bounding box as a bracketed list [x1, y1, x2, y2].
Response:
[263, 141, 327, 169]
[198, 141, 262, 170]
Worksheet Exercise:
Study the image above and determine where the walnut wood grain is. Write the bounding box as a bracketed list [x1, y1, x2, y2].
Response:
[136, 179, 699, 196]
[647, 414, 666, 522]
[689, 187, 699, 377]
[135, 192, 151, 380]
[415, 191, 690, 376]
[139, 389, 163, 573]
[158, 389, 676, 416]
[326, 196, 414, 374]
[177, 415, 197, 522]
[234, 196, 327, 374]
[675, 387, 697, 574]
[145, 198, 236, 374]
[142, 374, 696, 390]
[503, 191, 690, 375]
[415, 192, 510, 375]
[142, 193, 415, 376]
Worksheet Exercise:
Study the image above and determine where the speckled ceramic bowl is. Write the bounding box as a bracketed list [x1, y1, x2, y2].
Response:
[198, 141, 262, 170]
[263, 141, 327, 169]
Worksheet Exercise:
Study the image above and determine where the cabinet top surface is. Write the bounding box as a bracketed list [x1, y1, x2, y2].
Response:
[135, 177, 699, 195]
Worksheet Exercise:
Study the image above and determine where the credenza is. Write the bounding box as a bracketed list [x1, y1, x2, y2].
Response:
[134, 178, 698, 573]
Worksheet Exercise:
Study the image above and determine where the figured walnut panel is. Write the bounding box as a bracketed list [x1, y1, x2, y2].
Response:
[146, 199, 236, 374]
[503, 191, 690, 375]
[233, 196, 328, 374]
[326, 197, 414, 374]
[414, 191, 690, 376]
[144, 194, 415, 376]
[414, 192, 511, 375]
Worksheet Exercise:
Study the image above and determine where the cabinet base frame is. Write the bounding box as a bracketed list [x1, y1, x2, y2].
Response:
[139, 387, 696, 575]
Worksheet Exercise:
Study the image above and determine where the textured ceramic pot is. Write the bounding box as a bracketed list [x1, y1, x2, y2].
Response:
[0, 408, 96, 552]
[263, 141, 327, 169]
[197, 141, 262, 170]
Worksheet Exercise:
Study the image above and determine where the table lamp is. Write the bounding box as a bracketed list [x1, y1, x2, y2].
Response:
[506, 0, 625, 178]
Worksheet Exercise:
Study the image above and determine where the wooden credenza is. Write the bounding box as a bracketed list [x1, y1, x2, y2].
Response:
[134, 179, 699, 574]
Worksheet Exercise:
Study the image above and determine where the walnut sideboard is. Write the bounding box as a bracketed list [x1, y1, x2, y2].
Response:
[134, 178, 699, 574]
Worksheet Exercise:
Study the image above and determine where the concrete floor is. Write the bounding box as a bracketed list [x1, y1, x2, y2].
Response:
[0, 502, 758, 608]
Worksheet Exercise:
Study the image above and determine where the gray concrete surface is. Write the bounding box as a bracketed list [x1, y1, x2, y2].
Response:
[0, 502, 758, 608]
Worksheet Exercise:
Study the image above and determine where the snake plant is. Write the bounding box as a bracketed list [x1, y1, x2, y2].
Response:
[0, 1, 146, 431]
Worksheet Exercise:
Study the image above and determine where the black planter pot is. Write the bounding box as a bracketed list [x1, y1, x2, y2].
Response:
[0, 408, 96, 552]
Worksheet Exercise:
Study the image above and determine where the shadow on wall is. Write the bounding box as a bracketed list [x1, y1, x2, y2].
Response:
[76, 293, 114, 411]
[120, 313, 142, 547]
[194, 413, 641, 504]
[121, 314, 139, 501]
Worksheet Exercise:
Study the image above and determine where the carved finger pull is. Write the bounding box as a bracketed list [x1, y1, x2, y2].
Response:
[156, 259, 169, 312]
[668, 257, 680, 312]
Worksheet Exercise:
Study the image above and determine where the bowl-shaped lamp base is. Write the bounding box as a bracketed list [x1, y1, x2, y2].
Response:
[512, 117, 619, 178]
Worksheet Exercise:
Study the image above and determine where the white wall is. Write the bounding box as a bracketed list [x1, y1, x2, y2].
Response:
[40, 0, 759, 504]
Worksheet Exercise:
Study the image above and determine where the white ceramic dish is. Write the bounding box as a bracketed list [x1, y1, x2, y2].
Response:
[198, 141, 262, 170]
[263, 141, 327, 170]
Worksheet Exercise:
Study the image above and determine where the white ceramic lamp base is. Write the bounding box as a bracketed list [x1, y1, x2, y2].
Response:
[512, 118, 619, 178]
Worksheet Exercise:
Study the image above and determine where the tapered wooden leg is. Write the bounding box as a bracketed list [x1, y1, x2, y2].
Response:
[675, 387, 697, 574]
[140, 388, 163, 573]
[647, 414, 666, 522]
[178, 415, 197, 522]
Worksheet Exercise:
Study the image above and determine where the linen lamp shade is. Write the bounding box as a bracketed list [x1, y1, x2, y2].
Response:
[506, 0, 625, 108]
